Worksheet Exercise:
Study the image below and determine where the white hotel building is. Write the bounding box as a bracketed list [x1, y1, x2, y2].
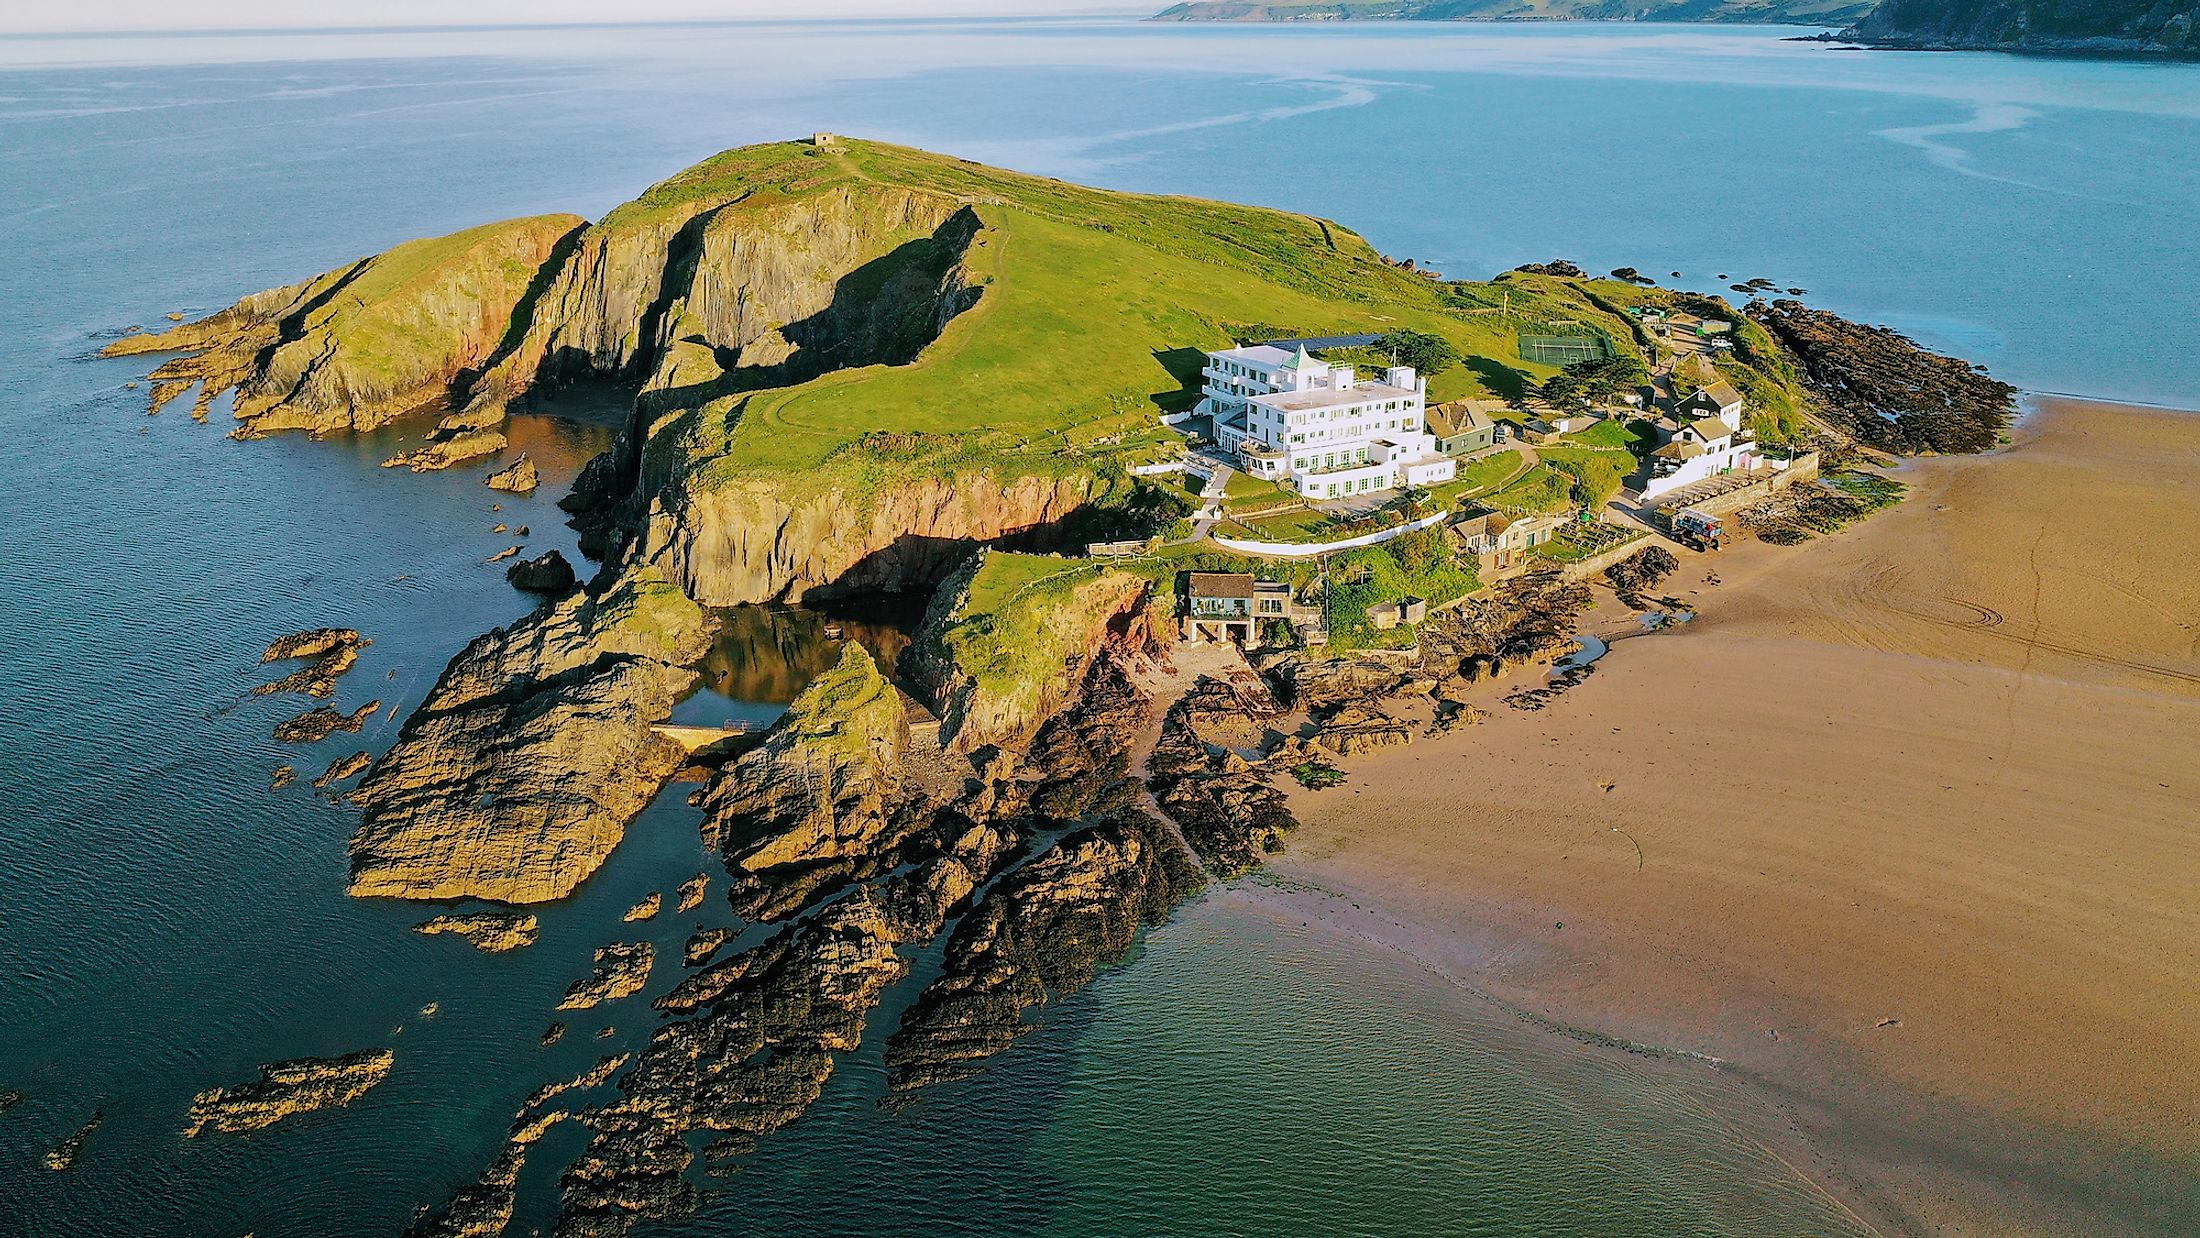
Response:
[1200, 343, 1455, 499]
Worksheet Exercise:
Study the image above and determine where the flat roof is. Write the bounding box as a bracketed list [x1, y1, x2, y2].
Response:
[1209, 344, 1319, 370]
[1252, 381, 1418, 413]
[1187, 572, 1256, 598]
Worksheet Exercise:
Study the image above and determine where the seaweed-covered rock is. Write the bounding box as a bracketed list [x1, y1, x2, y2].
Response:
[884, 810, 1202, 1096]
[1605, 544, 1678, 607]
[1750, 299, 2016, 454]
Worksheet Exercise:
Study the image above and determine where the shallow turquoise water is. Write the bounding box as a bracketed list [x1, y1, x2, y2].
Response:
[1, 18, 2193, 1235]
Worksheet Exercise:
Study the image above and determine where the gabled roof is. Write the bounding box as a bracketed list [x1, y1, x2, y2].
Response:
[1426, 400, 1497, 437]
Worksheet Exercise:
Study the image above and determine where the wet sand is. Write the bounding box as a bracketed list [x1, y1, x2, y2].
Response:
[1264, 396, 2200, 1235]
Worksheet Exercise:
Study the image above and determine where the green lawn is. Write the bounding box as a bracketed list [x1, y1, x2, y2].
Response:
[1537, 446, 1639, 508]
[1558, 418, 1654, 450]
[1484, 464, 1575, 513]
[1428, 450, 1527, 507]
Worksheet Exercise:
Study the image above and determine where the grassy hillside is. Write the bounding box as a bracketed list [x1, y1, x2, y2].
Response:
[636, 139, 1632, 502]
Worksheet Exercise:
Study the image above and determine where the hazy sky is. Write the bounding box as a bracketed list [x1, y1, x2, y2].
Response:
[0, 0, 1140, 36]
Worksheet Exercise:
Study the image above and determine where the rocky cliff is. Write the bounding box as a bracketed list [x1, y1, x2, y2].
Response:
[103, 215, 582, 433]
[347, 568, 713, 904]
[907, 550, 1163, 756]
[633, 465, 1110, 605]
[1839, 0, 2197, 55]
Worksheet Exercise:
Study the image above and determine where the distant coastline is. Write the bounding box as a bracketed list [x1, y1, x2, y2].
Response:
[1151, 0, 2200, 62]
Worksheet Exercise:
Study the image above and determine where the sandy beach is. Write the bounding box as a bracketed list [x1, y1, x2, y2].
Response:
[1264, 396, 2200, 1236]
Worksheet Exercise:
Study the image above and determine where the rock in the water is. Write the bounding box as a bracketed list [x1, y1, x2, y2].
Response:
[485, 455, 539, 494]
[505, 549, 576, 595]
[485, 545, 521, 563]
[0, 1089, 21, 1115]
[885, 809, 1201, 1097]
[541, 1023, 567, 1046]
[683, 927, 735, 968]
[622, 893, 661, 923]
[270, 765, 296, 791]
[184, 1049, 394, 1137]
[314, 750, 372, 791]
[558, 942, 653, 1010]
[674, 873, 709, 913]
[257, 629, 369, 698]
[264, 628, 366, 663]
[274, 699, 380, 744]
[416, 912, 540, 953]
[45, 1109, 102, 1170]
[386, 424, 509, 472]
[347, 568, 712, 904]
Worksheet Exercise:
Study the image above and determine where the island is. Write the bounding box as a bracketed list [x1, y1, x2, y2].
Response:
[109, 136, 2031, 1236]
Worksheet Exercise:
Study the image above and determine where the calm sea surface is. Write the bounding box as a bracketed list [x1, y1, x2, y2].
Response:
[2, 18, 2193, 1235]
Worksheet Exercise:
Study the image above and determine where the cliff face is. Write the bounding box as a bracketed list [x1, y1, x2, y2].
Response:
[633, 468, 1106, 606]
[347, 568, 713, 905]
[103, 215, 583, 433]
[907, 551, 1162, 756]
[1840, 0, 2197, 54]
[465, 184, 976, 415]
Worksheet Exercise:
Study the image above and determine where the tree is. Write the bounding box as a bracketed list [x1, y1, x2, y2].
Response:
[1372, 330, 1461, 377]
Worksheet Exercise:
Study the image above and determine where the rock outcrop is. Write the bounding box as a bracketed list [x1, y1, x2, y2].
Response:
[558, 943, 654, 1010]
[273, 699, 379, 744]
[44, 1110, 102, 1171]
[313, 749, 373, 791]
[693, 645, 912, 922]
[632, 467, 1110, 607]
[907, 550, 1160, 755]
[486, 455, 539, 493]
[184, 1049, 394, 1137]
[507, 549, 578, 595]
[103, 216, 582, 433]
[347, 568, 712, 904]
[1749, 299, 2017, 454]
[674, 873, 709, 912]
[415, 911, 541, 953]
[621, 892, 661, 923]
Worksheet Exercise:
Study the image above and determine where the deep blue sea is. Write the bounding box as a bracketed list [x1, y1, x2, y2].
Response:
[2, 17, 2195, 1236]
